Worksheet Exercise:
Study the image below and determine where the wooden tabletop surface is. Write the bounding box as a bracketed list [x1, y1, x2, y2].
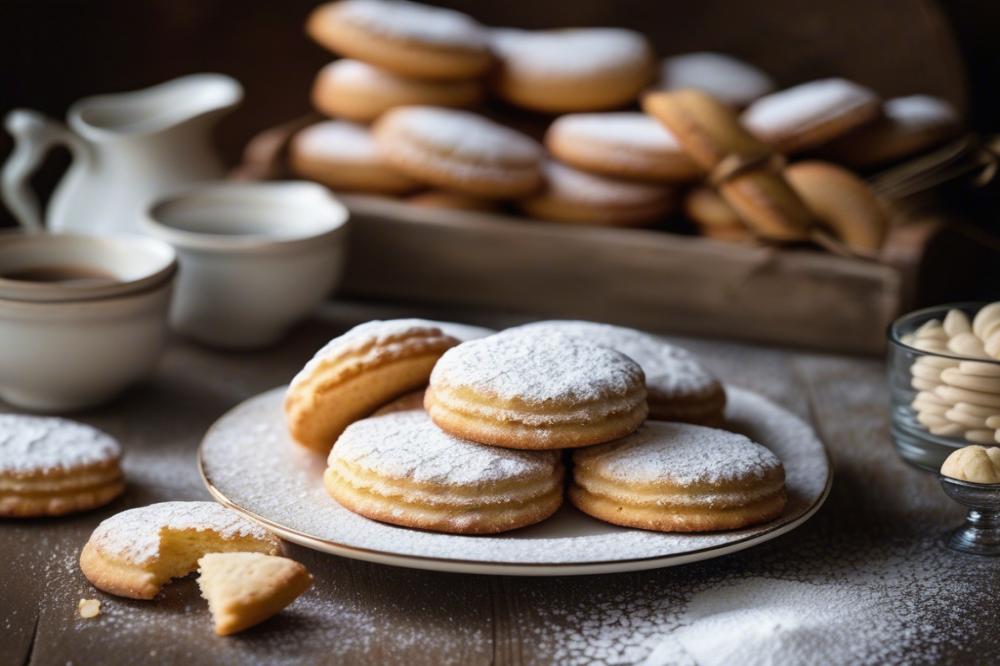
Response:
[3, 302, 998, 666]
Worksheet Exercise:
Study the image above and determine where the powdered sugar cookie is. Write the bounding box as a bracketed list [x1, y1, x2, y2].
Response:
[570, 421, 786, 532]
[407, 190, 500, 212]
[821, 95, 961, 169]
[312, 59, 484, 123]
[425, 329, 648, 449]
[518, 160, 676, 227]
[373, 107, 544, 198]
[655, 52, 776, 108]
[285, 319, 461, 453]
[0, 415, 124, 518]
[80, 501, 282, 600]
[545, 112, 701, 183]
[511, 321, 726, 426]
[490, 28, 654, 113]
[306, 0, 492, 80]
[741, 78, 882, 154]
[290, 121, 420, 194]
[325, 411, 563, 534]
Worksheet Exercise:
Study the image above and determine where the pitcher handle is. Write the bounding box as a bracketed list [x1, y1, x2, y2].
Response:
[2, 110, 86, 233]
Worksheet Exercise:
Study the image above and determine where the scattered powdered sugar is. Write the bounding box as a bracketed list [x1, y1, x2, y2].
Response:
[89, 501, 275, 565]
[293, 120, 381, 162]
[511, 320, 719, 398]
[550, 113, 683, 152]
[536, 160, 673, 207]
[334, 0, 488, 49]
[0, 415, 121, 474]
[330, 411, 558, 486]
[581, 422, 780, 486]
[491, 28, 651, 76]
[741, 78, 879, 136]
[883, 95, 959, 130]
[431, 329, 646, 405]
[657, 52, 775, 107]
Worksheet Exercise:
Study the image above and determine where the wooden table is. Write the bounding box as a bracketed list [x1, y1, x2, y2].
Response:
[3, 302, 998, 666]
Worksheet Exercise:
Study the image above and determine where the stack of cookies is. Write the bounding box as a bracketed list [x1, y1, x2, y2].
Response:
[284, 318, 787, 535]
[287, 0, 964, 258]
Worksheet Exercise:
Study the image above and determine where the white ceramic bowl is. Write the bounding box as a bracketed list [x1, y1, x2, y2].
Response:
[143, 181, 349, 349]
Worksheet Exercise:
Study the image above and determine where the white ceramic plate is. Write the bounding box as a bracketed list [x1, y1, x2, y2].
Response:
[199, 386, 831, 576]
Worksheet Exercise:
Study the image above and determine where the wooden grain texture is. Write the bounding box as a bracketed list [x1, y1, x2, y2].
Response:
[1, 302, 998, 666]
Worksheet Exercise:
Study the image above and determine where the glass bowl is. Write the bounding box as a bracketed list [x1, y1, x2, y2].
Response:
[888, 302, 1000, 472]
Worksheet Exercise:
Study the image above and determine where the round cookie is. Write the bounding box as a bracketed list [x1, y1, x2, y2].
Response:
[290, 120, 420, 194]
[284, 319, 461, 453]
[325, 411, 564, 534]
[306, 0, 492, 81]
[821, 95, 962, 169]
[655, 52, 776, 108]
[518, 160, 676, 227]
[682, 187, 755, 243]
[407, 190, 501, 212]
[511, 320, 726, 425]
[545, 112, 701, 183]
[372, 107, 544, 198]
[80, 501, 283, 600]
[740, 78, 882, 154]
[941, 445, 1000, 484]
[490, 27, 655, 113]
[0, 415, 124, 518]
[425, 329, 648, 450]
[569, 421, 787, 532]
[312, 59, 484, 123]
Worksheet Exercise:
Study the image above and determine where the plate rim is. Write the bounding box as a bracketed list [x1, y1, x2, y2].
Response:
[198, 386, 833, 576]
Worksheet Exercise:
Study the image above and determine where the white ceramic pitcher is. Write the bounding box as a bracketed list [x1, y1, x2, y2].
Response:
[1, 73, 243, 235]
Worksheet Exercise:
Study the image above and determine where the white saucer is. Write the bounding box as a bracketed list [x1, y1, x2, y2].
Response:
[199, 386, 831, 576]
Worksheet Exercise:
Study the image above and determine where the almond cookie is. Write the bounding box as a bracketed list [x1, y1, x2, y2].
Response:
[511, 320, 726, 426]
[425, 329, 648, 449]
[325, 411, 563, 534]
[545, 112, 701, 183]
[312, 59, 484, 123]
[519, 160, 676, 227]
[285, 319, 461, 453]
[80, 501, 282, 600]
[198, 553, 313, 636]
[0, 415, 124, 518]
[490, 27, 655, 113]
[821, 95, 961, 169]
[741, 78, 882, 154]
[655, 52, 776, 108]
[570, 422, 787, 532]
[306, 0, 492, 80]
[290, 120, 420, 194]
[372, 106, 544, 198]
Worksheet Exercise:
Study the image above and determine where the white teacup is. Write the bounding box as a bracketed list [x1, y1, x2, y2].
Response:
[143, 181, 349, 349]
[0, 232, 176, 411]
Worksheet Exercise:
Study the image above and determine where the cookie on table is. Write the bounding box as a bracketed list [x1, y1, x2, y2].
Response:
[290, 121, 420, 194]
[312, 59, 484, 123]
[306, 0, 492, 80]
[0, 415, 124, 518]
[372, 107, 544, 199]
[490, 27, 655, 113]
[285, 319, 463, 453]
[570, 421, 787, 532]
[425, 328, 648, 450]
[545, 112, 701, 183]
[655, 52, 776, 108]
[325, 411, 564, 534]
[682, 187, 755, 243]
[518, 160, 677, 227]
[511, 320, 726, 425]
[407, 190, 501, 213]
[80, 501, 283, 600]
[822, 95, 962, 169]
[740, 78, 882, 154]
[198, 553, 312, 636]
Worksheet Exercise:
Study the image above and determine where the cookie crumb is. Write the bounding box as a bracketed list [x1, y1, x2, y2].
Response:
[78, 598, 100, 619]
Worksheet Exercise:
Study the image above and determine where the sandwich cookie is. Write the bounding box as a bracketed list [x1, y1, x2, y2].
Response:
[655, 52, 776, 108]
[569, 421, 787, 532]
[425, 329, 648, 449]
[306, 0, 492, 80]
[0, 415, 124, 518]
[325, 411, 563, 534]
